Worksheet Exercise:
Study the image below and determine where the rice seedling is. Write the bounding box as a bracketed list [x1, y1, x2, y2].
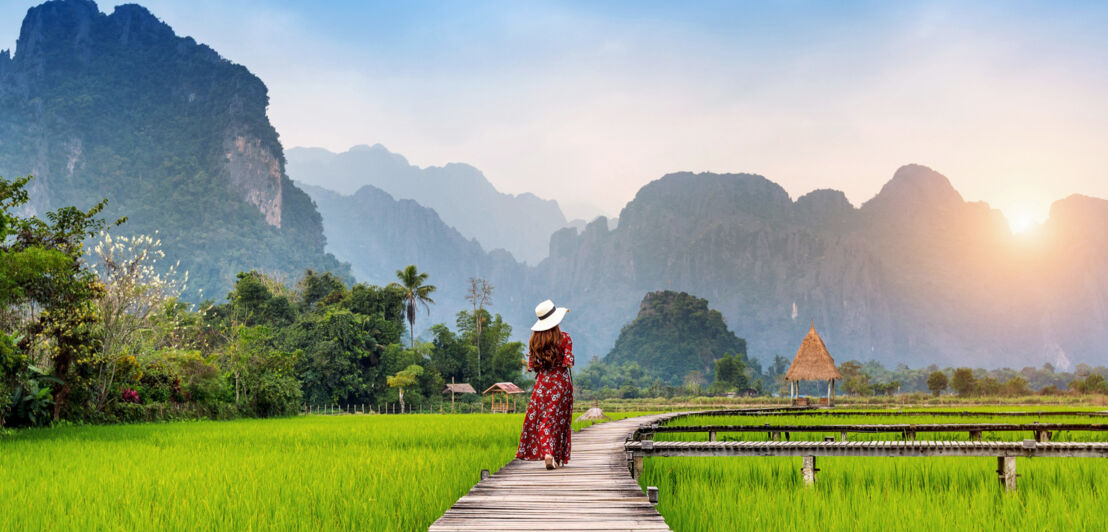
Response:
[0, 414, 523, 531]
[640, 408, 1108, 531]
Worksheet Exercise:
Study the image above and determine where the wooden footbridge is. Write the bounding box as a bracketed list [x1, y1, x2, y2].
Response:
[429, 412, 690, 532]
[431, 408, 1108, 530]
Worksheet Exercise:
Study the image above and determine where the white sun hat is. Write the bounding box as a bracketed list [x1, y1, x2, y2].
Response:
[531, 299, 568, 331]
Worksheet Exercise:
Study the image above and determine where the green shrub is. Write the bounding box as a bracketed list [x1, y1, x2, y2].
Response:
[250, 372, 302, 417]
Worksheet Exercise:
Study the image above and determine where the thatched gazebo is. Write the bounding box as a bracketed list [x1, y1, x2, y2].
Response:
[483, 382, 525, 413]
[785, 323, 843, 406]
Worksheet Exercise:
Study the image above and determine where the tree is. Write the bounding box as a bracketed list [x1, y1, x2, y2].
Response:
[1003, 376, 1030, 397]
[709, 354, 748, 394]
[464, 278, 493, 379]
[683, 370, 705, 395]
[90, 232, 187, 411]
[839, 361, 872, 396]
[951, 368, 976, 396]
[2, 175, 125, 419]
[391, 265, 436, 349]
[926, 371, 948, 396]
[387, 364, 424, 411]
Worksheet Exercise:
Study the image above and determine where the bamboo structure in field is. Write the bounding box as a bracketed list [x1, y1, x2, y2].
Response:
[785, 323, 843, 406]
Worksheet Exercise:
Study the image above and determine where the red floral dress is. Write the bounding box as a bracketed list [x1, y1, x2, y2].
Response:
[516, 332, 574, 464]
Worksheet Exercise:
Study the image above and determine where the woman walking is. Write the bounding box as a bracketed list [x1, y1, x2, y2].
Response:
[516, 299, 574, 470]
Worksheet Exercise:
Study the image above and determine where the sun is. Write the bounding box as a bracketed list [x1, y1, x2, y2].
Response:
[1007, 212, 1038, 235]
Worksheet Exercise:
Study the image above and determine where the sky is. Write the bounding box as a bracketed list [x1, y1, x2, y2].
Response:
[2, 0, 1107, 225]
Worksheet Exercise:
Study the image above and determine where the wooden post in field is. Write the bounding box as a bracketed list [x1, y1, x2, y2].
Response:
[840, 431, 848, 441]
[647, 486, 658, 505]
[771, 431, 782, 441]
[997, 456, 1017, 491]
[1035, 430, 1051, 442]
[708, 430, 717, 442]
[801, 456, 817, 486]
[970, 430, 982, 441]
[481, 469, 490, 480]
[631, 455, 644, 479]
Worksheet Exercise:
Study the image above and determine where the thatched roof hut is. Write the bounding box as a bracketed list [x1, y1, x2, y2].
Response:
[443, 383, 477, 394]
[785, 323, 842, 405]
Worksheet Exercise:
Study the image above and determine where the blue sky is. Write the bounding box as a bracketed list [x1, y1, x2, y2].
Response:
[2, 0, 1107, 225]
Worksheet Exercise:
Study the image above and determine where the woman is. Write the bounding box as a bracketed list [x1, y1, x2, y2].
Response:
[516, 299, 574, 470]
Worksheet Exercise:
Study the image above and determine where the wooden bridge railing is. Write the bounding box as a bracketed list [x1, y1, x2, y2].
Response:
[625, 439, 1108, 491]
[625, 409, 1108, 492]
[636, 422, 1108, 443]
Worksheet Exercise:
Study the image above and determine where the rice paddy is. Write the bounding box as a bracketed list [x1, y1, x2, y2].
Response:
[2, 406, 1105, 531]
[640, 409, 1108, 531]
[0, 414, 523, 531]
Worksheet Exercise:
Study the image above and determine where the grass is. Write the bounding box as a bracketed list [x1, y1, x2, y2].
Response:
[640, 408, 1108, 531]
[4, 405, 1102, 531]
[0, 414, 524, 531]
[0, 406, 642, 531]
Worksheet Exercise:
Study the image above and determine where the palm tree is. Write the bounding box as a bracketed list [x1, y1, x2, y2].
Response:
[392, 265, 436, 348]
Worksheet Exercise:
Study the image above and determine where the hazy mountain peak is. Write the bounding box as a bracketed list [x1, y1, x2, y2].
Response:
[795, 188, 855, 225]
[1048, 194, 1108, 235]
[865, 164, 964, 213]
[287, 144, 568, 264]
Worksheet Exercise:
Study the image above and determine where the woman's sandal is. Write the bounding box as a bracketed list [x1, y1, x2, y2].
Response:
[544, 455, 555, 470]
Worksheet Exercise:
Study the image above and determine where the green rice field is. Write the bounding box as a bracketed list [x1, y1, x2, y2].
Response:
[2, 406, 1105, 531]
[0, 414, 523, 531]
[641, 410, 1108, 531]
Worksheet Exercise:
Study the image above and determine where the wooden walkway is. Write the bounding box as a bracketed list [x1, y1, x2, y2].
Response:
[429, 413, 685, 532]
[626, 439, 1108, 458]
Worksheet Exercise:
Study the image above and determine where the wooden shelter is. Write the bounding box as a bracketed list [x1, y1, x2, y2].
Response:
[785, 323, 843, 406]
[443, 379, 476, 411]
[483, 382, 525, 413]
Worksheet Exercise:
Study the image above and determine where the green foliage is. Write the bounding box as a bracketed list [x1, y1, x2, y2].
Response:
[951, 368, 976, 396]
[1070, 374, 1108, 395]
[605, 291, 748, 385]
[708, 354, 749, 394]
[7, 367, 60, 428]
[1, 174, 122, 420]
[926, 371, 948, 396]
[839, 361, 873, 396]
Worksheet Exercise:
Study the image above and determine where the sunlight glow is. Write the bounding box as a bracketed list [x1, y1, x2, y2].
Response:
[1007, 212, 1038, 235]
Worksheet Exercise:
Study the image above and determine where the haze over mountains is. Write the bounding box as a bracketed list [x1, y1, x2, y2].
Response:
[4, 0, 1108, 372]
[287, 145, 570, 265]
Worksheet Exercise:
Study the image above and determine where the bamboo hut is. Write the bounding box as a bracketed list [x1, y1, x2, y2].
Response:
[443, 380, 477, 411]
[785, 323, 843, 406]
[483, 382, 525, 413]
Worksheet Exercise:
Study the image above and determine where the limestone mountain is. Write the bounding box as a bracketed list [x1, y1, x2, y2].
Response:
[286, 144, 568, 265]
[534, 167, 1108, 369]
[0, 0, 348, 299]
[605, 291, 748, 384]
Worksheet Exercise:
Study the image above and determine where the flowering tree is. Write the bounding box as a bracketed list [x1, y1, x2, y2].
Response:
[89, 232, 187, 410]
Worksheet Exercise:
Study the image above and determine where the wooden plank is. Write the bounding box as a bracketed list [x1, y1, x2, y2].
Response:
[430, 411, 702, 532]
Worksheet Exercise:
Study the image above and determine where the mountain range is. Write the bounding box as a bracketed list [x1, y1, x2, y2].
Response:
[287, 145, 569, 265]
[5, 0, 1108, 372]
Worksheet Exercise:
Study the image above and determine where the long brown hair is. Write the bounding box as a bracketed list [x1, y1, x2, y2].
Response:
[529, 325, 563, 371]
